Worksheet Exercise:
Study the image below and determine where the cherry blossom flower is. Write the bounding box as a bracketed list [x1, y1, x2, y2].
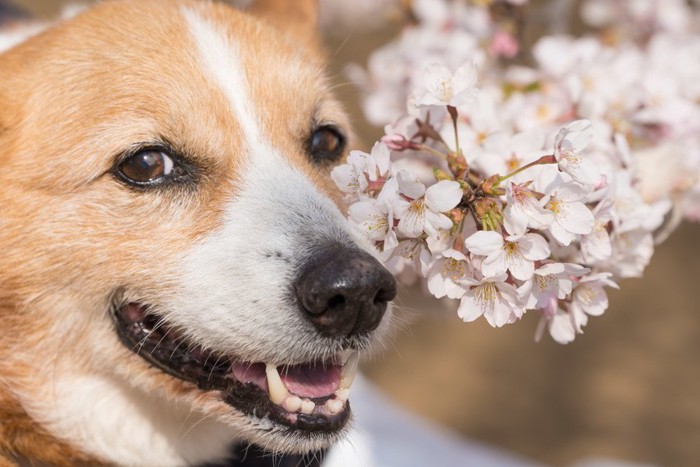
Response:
[331, 142, 391, 200]
[349, 178, 399, 249]
[581, 199, 613, 263]
[489, 31, 519, 58]
[539, 175, 595, 246]
[503, 181, 555, 236]
[394, 171, 463, 238]
[457, 274, 524, 328]
[474, 127, 546, 182]
[384, 237, 432, 277]
[335, 0, 700, 345]
[427, 249, 472, 299]
[536, 301, 577, 345]
[413, 62, 479, 109]
[570, 273, 619, 332]
[554, 120, 601, 185]
[519, 262, 589, 310]
[464, 228, 551, 281]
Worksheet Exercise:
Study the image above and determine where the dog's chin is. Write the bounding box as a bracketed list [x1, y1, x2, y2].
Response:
[110, 302, 361, 448]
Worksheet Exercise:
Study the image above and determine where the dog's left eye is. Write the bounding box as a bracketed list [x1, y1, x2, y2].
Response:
[309, 126, 345, 163]
[118, 150, 177, 185]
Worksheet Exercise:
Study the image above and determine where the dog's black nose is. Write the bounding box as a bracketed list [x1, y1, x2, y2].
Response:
[294, 245, 397, 337]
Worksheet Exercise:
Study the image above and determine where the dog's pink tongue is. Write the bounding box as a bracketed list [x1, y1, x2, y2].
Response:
[280, 363, 341, 399]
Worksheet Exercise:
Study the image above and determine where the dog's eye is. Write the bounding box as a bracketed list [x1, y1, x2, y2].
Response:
[119, 150, 176, 184]
[309, 126, 345, 163]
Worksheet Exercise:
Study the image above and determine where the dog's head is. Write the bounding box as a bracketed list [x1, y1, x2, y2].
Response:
[0, 0, 395, 464]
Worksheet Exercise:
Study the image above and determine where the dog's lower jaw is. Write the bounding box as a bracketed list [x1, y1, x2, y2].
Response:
[5, 326, 356, 467]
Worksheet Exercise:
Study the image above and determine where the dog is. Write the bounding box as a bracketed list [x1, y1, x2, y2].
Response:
[0, 0, 396, 465]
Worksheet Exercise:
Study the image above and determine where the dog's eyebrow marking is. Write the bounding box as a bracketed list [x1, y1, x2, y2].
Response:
[183, 8, 262, 149]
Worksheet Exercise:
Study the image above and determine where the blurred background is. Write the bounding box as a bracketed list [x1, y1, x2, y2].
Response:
[7, 1, 700, 465]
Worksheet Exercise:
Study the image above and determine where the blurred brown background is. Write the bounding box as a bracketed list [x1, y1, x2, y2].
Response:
[8, 1, 700, 465]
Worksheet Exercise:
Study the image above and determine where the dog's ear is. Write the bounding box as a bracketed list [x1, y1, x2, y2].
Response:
[249, 0, 319, 47]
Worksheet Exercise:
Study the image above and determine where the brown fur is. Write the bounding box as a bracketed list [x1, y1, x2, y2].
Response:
[0, 0, 349, 464]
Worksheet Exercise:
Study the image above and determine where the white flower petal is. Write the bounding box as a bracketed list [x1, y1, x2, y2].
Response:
[482, 251, 509, 278]
[549, 221, 576, 246]
[423, 63, 455, 103]
[465, 230, 504, 256]
[520, 233, 551, 261]
[384, 229, 399, 252]
[452, 61, 478, 94]
[424, 210, 453, 236]
[512, 127, 545, 155]
[507, 254, 535, 281]
[370, 142, 391, 179]
[397, 206, 425, 238]
[331, 164, 364, 194]
[457, 292, 484, 322]
[556, 201, 595, 235]
[376, 177, 399, 204]
[349, 201, 389, 241]
[396, 170, 426, 199]
[559, 156, 600, 185]
[427, 268, 448, 299]
[425, 181, 463, 213]
[572, 284, 608, 317]
[535, 262, 566, 276]
[548, 310, 576, 344]
[503, 204, 529, 236]
[582, 226, 612, 262]
[484, 295, 516, 328]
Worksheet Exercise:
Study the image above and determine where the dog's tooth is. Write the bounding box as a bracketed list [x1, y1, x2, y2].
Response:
[339, 351, 359, 389]
[300, 400, 315, 415]
[339, 350, 354, 364]
[283, 396, 303, 413]
[326, 399, 344, 415]
[265, 364, 288, 405]
[335, 388, 350, 403]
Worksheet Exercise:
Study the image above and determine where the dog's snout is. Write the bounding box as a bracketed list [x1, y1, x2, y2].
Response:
[294, 246, 396, 338]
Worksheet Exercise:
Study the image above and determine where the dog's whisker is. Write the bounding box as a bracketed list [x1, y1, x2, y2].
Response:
[133, 318, 168, 355]
[207, 355, 226, 382]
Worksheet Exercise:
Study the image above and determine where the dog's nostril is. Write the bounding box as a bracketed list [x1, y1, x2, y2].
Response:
[327, 294, 346, 309]
[374, 288, 393, 305]
[294, 245, 396, 338]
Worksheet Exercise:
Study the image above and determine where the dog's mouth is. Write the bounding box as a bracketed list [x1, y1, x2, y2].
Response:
[111, 303, 356, 434]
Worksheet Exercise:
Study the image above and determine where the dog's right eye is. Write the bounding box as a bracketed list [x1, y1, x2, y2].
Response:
[118, 150, 178, 185]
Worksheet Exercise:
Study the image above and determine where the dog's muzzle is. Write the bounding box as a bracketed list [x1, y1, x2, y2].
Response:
[109, 243, 396, 437]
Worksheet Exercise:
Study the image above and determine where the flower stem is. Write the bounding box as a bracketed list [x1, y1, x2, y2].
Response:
[448, 105, 461, 156]
[496, 154, 557, 185]
[418, 144, 448, 160]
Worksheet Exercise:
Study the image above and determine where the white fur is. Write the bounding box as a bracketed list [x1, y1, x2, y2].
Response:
[30, 374, 235, 466]
[13, 295, 238, 466]
[182, 7, 263, 148]
[172, 9, 382, 367]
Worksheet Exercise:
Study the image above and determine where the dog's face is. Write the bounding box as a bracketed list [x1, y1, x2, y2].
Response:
[0, 0, 395, 464]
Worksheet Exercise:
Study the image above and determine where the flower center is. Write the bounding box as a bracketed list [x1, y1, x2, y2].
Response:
[437, 79, 454, 101]
[536, 274, 555, 291]
[547, 198, 562, 214]
[408, 198, 426, 216]
[504, 241, 520, 258]
[442, 258, 466, 280]
[475, 282, 498, 307]
[368, 214, 388, 232]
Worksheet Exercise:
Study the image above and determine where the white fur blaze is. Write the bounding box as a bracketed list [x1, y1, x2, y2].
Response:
[171, 9, 381, 365]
